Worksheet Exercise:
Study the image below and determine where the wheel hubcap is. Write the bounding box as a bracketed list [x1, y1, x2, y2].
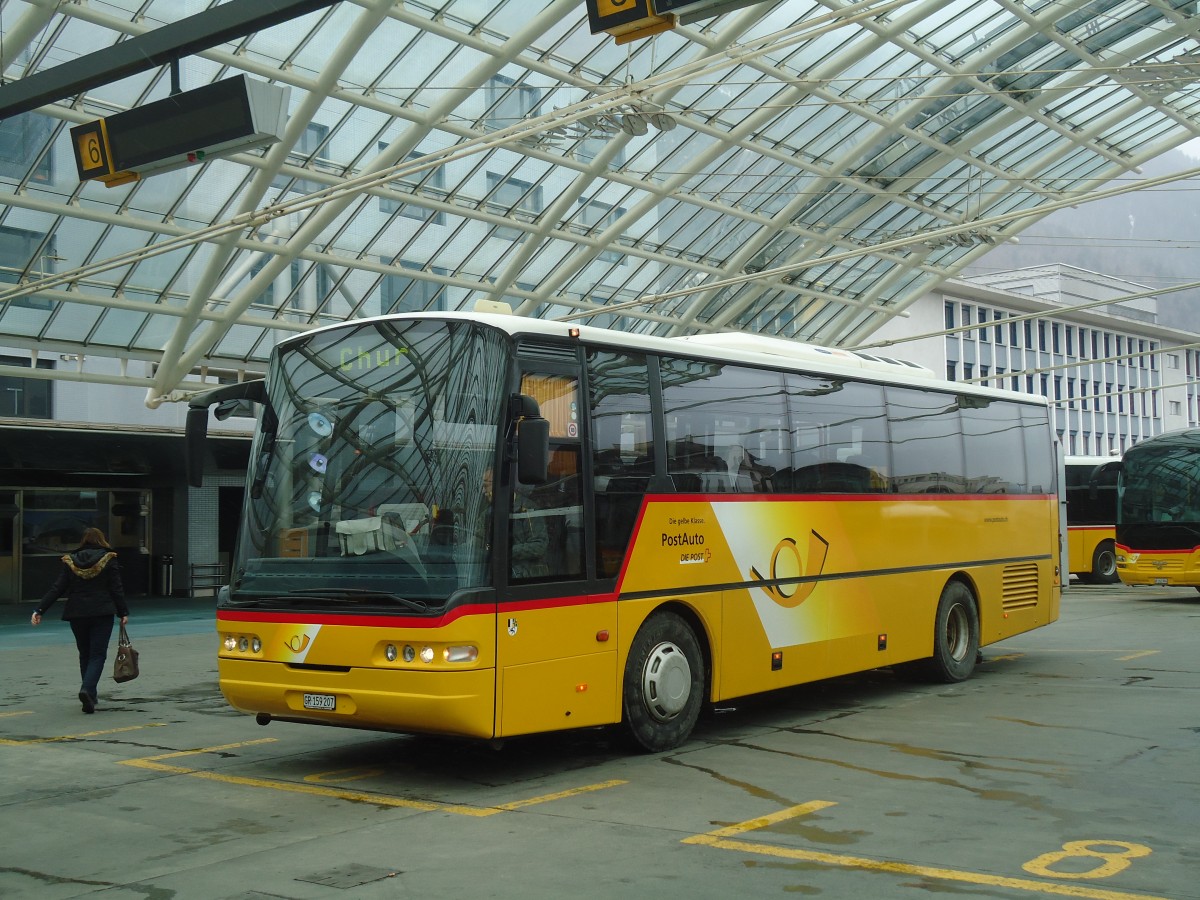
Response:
[945, 603, 969, 662]
[641, 641, 692, 722]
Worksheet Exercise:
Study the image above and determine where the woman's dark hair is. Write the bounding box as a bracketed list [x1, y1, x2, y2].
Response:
[79, 527, 112, 549]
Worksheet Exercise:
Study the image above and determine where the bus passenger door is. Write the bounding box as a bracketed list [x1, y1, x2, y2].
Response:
[496, 361, 619, 738]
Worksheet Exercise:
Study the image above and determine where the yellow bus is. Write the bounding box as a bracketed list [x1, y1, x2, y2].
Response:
[1115, 429, 1200, 591]
[187, 312, 1061, 751]
[1064, 455, 1119, 583]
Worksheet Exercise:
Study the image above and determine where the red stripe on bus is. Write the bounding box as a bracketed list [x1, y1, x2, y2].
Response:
[1115, 544, 1199, 555]
[217, 603, 496, 629]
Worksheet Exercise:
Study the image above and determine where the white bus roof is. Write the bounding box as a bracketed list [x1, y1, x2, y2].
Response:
[290, 310, 1049, 407]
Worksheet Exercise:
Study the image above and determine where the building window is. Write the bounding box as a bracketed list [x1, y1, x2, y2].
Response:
[250, 257, 331, 311]
[578, 199, 627, 263]
[379, 146, 446, 224]
[486, 74, 542, 131]
[978, 307, 989, 342]
[0, 225, 56, 310]
[486, 172, 542, 240]
[944, 302, 955, 329]
[994, 311, 1003, 344]
[272, 122, 331, 195]
[380, 259, 448, 313]
[0, 355, 53, 418]
[1170, 400, 1182, 416]
[0, 112, 53, 184]
[946, 362, 957, 381]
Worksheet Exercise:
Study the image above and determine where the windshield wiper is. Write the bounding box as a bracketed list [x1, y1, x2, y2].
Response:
[235, 589, 429, 613]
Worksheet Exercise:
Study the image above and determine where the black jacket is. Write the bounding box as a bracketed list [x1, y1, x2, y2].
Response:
[37, 548, 129, 620]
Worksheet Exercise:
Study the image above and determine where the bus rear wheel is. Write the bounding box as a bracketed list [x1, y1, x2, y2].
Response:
[904, 580, 979, 683]
[1090, 540, 1119, 584]
[622, 612, 705, 752]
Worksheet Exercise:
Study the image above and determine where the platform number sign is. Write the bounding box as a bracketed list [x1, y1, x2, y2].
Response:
[70, 120, 114, 182]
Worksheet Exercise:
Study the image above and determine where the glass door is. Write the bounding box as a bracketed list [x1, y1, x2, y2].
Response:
[0, 491, 17, 603]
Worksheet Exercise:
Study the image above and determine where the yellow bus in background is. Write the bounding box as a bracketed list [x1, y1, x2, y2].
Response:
[1064, 455, 1119, 583]
[1116, 429, 1200, 592]
[188, 312, 1061, 751]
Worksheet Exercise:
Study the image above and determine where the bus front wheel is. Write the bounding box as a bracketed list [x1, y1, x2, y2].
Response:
[1091, 540, 1119, 584]
[622, 612, 705, 752]
[905, 580, 979, 683]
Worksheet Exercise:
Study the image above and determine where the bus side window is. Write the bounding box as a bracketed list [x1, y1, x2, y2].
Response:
[513, 446, 584, 582]
[588, 349, 653, 580]
[514, 370, 586, 584]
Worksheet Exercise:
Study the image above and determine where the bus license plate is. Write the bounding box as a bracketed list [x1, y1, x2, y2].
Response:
[303, 693, 336, 711]
[1154, 578, 1169, 586]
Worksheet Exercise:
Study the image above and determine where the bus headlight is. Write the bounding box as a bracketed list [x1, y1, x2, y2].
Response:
[385, 644, 398, 662]
[444, 645, 478, 663]
[403, 645, 416, 663]
[420, 646, 435, 664]
[223, 634, 260, 654]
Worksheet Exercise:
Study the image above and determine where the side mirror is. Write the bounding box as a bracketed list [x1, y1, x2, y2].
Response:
[1088, 459, 1121, 500]
[516, 415, 550, 485]
[185, 405, 211, 488]
[185, 380, 269, 488]
[510, 393, 549, 485]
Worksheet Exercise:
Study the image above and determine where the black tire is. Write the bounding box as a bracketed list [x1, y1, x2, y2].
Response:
[622, 611, 705, 752]
[908, 580, 979, 683]
[1091, 540, 1119, 584]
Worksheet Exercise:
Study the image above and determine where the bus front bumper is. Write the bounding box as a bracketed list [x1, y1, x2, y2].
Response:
[218, 657, 497, 739]
[1116, 549, 1200, 587]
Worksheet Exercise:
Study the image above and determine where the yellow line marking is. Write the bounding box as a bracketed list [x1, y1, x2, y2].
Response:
[494, 779, 629, 812]
[0, 711, 34, 719]
[120, 741, 626, 815]
[684, 804, 1170, 900]
[683, 800, 838, 840]
[123, 757, 444, 810]
[1117, 650, 1159, 662]
[304, 768, 384, 784]
[985, 653, 1026, 662]
[0, 723, 167, 745]
[129, 738, 276, 761]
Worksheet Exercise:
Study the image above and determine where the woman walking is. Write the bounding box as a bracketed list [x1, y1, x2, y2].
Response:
[30, 528, 130, 713]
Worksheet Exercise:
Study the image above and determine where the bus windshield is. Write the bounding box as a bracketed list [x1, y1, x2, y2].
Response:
[1119, 439, 1200, 546]
[230, 318, 511, 608]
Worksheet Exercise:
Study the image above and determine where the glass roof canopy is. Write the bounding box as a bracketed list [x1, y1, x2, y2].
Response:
[2, 0, 1200, 405]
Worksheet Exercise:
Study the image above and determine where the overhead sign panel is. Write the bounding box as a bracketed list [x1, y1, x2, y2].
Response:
[584, 0, 674, 44]
[70, 75, 289, 188]
[652, 0, 771, 24]
[587, 0, 772, 41]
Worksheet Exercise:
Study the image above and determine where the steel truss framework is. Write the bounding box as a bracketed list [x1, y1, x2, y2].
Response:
[1, 0, 1199, 405]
